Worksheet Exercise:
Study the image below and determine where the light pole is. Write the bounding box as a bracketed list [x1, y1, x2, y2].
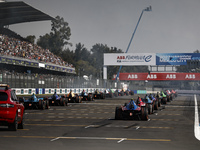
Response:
[115, 6, 152, 81]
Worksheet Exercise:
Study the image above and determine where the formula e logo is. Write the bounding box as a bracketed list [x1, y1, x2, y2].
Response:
[144, 55, 152, 62]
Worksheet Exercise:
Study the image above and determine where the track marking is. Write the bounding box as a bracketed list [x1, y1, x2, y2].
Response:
[165, 105, 194, 108]
[140, 126, 173, 129]
[136, 126, 140, 130]
[50, 136, 171, 142]
[152, 119, 179, 121]
[25, 119, 63, 122]
[18, 129, 29, 131]
[51, 137, 60, 142]
[0, 135, 56, 139]
[117, 138, 127, 143]
[158, 114, 181, 116]
[194, 95, 200, 141]
[25, 124, 86, 127]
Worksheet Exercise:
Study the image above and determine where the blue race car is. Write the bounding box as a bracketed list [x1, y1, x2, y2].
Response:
[21, 93, 49, 110]
[47, 92, 67, 106]
[80, 90, 93, 101]
[115, 99, 148, 121]
[143, 95, 154, 114]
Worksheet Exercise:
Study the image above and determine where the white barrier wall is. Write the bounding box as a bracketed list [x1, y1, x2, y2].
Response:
[13, 88, 106, 95]
[13, 88, 159, 96]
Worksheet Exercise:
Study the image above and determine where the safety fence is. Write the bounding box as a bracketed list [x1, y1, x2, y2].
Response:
[0, 70, 198, 92]
[0, 70, 133, 90]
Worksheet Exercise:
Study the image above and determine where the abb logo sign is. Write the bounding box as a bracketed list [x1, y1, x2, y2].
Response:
[117, 56, 125, 59]
[166, 74, 176, 79]
[147, 74, 157, 79]
[185, 74, 195, 79]
[128, 74, 138, 79]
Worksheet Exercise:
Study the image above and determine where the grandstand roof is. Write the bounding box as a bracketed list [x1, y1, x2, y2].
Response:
[0, 1, 55, 27]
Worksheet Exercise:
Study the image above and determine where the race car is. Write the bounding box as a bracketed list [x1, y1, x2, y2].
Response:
[171, 89, 177, 98]
[93, 89, 105, 99]
[127, 89, 134, 95]
[160, 91, 167, 104]
[155, 92, 162, 107]
[21, 93, 49, 110]
[118, 89, 125, 96]
[149, 94, 159, 110]
[0, 84, 25, 131]
[142, 95, 155, 114]
[79, 90, 93, 101]
[136, 96, 146, 107]
[115, 99, 148, 121]
[67, 90, 81, 103]
[165, 90, 172, 101]
[104, 89, 114, 98]
[47, 92, 67, 106]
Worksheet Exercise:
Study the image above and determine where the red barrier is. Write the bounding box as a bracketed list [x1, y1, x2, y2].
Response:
[113, 73, 200, 81]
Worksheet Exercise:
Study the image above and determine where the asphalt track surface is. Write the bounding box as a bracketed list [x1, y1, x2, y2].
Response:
[0, 94, 200, 150]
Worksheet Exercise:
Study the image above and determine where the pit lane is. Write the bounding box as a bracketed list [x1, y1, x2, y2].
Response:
[0, 94, 200, 150]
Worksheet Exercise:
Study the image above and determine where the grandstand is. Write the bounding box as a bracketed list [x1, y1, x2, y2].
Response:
[0, 1, 75, 76]
[0, 1, 86, 89]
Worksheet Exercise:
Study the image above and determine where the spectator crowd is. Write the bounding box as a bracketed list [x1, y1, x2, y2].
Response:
[0, 29, 74, 68]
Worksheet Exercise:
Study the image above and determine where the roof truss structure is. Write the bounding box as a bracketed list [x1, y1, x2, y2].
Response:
[0, 1, 54, 27]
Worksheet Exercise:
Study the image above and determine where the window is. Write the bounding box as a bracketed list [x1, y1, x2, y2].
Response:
[11, 90, 17, 101]
[0, 92, 8, 101]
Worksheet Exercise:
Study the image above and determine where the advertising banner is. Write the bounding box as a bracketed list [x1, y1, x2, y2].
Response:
[0, 56, 39, 67]
[114, 73, 200, 81]
[104, 53, 156, 66]
[104, 53, 200, 66]
[156, 53, 200, 66]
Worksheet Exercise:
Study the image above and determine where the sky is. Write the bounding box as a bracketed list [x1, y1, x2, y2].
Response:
[6, 0, 200, 53]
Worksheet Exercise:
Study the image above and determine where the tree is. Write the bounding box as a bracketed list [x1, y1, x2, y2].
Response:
[60, 48, 75, 66]
[37, 15, 72, 56]
[25, 35, 36, 44]
[37, 34, 50, 49]
[76, 60, 97, 77]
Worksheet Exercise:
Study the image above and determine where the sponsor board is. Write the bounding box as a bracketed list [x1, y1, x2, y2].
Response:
[104, 53, 200, 66]
[104, 53, 156, 66]
[156, 53, 200, 65]
[114, 73, 200, 80]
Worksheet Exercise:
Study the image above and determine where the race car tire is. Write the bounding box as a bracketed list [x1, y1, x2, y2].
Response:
[60, 98, 64, 106]
[170, 96, 173, 101]
[148, 104, 152, 114]
[162, 98, 167, 104]
[88, 95, 92, 101]
[77, 96, 81, 103]
[152, 101, 155, 113]
[110, 93, 113, 98]
[115, 107, 123, 120]
[167, 97, 170, 102]
[8, 114, 18, 131]
[141, 106, 148, 121]
[154, 100, 158, 110]
[75, 95, 79, 103]
[45, 100, 50, 109]
[158, 98, 161, 107]
[101, 93, 105, 99]
[39, 100, 45, 110]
